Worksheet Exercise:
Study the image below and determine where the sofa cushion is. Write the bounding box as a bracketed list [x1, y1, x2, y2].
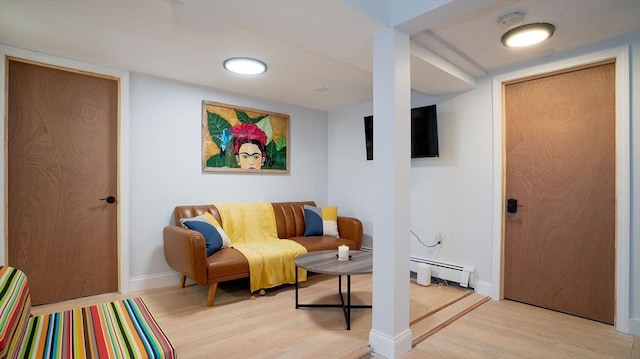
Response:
[303, 205, 339, 237]
[15, 297, 174, 358]
[290, 236, 358, 252]
[0, 266, 31, 359]
[182, 219, 224, 256]
[206, 248, 251, 281]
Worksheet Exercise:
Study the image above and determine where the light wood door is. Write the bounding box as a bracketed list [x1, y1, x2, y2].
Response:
[503, 62, 615, 324]
[7, 59, 118, 305]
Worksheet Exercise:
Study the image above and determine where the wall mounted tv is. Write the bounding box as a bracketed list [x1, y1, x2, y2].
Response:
[364, 104, 439, 160]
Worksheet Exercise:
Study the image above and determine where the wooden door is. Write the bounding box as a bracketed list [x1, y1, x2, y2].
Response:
[503, 62, 615, 324]
[7, 59, 119, 305]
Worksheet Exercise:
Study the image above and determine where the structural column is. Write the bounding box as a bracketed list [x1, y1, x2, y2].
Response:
[368, 28, 412, 359]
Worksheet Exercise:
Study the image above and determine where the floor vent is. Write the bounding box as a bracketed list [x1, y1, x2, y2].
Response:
[410, 257, 474, 288]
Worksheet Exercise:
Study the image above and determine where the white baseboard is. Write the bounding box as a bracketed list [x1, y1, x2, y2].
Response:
[128, 271, 181, 293]
[369, 328, 412, 359]
[472, 279, 492, 297]
[368, 247, 494, 296]
[629, 318, 640, 336]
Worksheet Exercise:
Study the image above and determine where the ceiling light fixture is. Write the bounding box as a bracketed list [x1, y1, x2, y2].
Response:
[501, 23, 555, 48]
[223, 57, 267, 75]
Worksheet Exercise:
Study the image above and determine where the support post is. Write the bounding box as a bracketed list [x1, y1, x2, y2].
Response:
[368, 28, 412, 359]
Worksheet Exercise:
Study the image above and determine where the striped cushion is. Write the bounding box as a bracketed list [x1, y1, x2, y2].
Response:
[13, 297, 174, 359]
[0, 266, 31, 359]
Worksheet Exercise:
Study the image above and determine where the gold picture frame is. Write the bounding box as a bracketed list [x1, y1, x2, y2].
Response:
[202, 101, 290, 173]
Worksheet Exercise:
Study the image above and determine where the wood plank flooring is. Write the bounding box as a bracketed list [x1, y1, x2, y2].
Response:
[32, 274, 637, 359]
[401, 299, 637, 359]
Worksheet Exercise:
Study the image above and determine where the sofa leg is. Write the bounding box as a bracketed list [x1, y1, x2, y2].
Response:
[207, 283, 218, 307]
[180, 274, 187, 288]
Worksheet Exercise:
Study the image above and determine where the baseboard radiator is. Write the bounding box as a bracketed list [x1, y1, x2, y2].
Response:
[410, 257, 474, 288]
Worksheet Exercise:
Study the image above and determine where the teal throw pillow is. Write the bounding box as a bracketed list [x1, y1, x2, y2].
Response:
[182, 219, 223, 256]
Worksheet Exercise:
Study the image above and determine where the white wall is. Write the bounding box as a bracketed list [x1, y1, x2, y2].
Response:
[408, 79, 494, 290]
[327, 33, 640, 333]
[327, 101, 376, 244]
[328, 84, 494, 292]
[128, 73, 329, 287]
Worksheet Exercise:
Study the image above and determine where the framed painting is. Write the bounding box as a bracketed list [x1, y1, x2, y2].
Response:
[202, 101, 290, 173]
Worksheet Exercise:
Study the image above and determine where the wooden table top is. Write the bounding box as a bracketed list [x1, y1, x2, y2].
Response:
[294, 250, 372, 275]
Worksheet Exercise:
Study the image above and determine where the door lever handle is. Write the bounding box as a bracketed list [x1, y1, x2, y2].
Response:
[507, 198, 522, 213]
[99, 196, 116, 204]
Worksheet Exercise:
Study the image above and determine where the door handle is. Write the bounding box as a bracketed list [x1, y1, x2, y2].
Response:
[507, 198, 522, 213]
[99, 196, 116, 204]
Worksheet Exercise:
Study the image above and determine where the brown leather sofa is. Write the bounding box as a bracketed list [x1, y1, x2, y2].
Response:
[163, 201, 363, 306]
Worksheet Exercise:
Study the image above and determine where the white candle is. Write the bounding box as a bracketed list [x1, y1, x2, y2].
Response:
[338, 245, 349, 261]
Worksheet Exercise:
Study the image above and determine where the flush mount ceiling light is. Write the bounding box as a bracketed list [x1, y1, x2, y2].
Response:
[501, 23, 555, 48]
[223, 57, 267, 75]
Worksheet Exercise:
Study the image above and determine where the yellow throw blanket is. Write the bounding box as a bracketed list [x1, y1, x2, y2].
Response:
[216, 202, 307, 292]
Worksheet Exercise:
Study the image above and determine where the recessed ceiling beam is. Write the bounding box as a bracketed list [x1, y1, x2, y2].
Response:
[410, 41, 476, 88]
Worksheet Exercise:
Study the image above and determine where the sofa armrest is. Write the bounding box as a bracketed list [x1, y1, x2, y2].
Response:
[337, 216, 363, 250]
[163, 226, 208, 285]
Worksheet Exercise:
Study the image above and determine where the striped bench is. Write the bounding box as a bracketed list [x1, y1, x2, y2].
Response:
[0, 266, 174, 358]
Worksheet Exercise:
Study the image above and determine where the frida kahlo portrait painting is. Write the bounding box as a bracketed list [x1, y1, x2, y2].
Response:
[202, 101, 289, 173]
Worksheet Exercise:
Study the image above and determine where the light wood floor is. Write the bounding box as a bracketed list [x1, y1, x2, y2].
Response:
[397, 299, 639, 359]
[32, 274, 638, 359]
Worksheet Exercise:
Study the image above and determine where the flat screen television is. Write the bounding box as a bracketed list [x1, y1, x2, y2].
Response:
[364, 104, 439, 160]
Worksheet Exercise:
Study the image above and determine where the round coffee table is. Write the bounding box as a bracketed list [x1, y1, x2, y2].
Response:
[294, 250, 372, 330]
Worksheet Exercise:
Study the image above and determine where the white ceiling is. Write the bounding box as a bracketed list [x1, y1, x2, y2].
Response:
[1, 0, 639, 111]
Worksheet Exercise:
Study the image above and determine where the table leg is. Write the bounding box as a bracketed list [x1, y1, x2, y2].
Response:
[337, 275, 353, 330]
[347, 275, 351, 330]
[338, 275, 348, 329]
[296, 271, 371, 331]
